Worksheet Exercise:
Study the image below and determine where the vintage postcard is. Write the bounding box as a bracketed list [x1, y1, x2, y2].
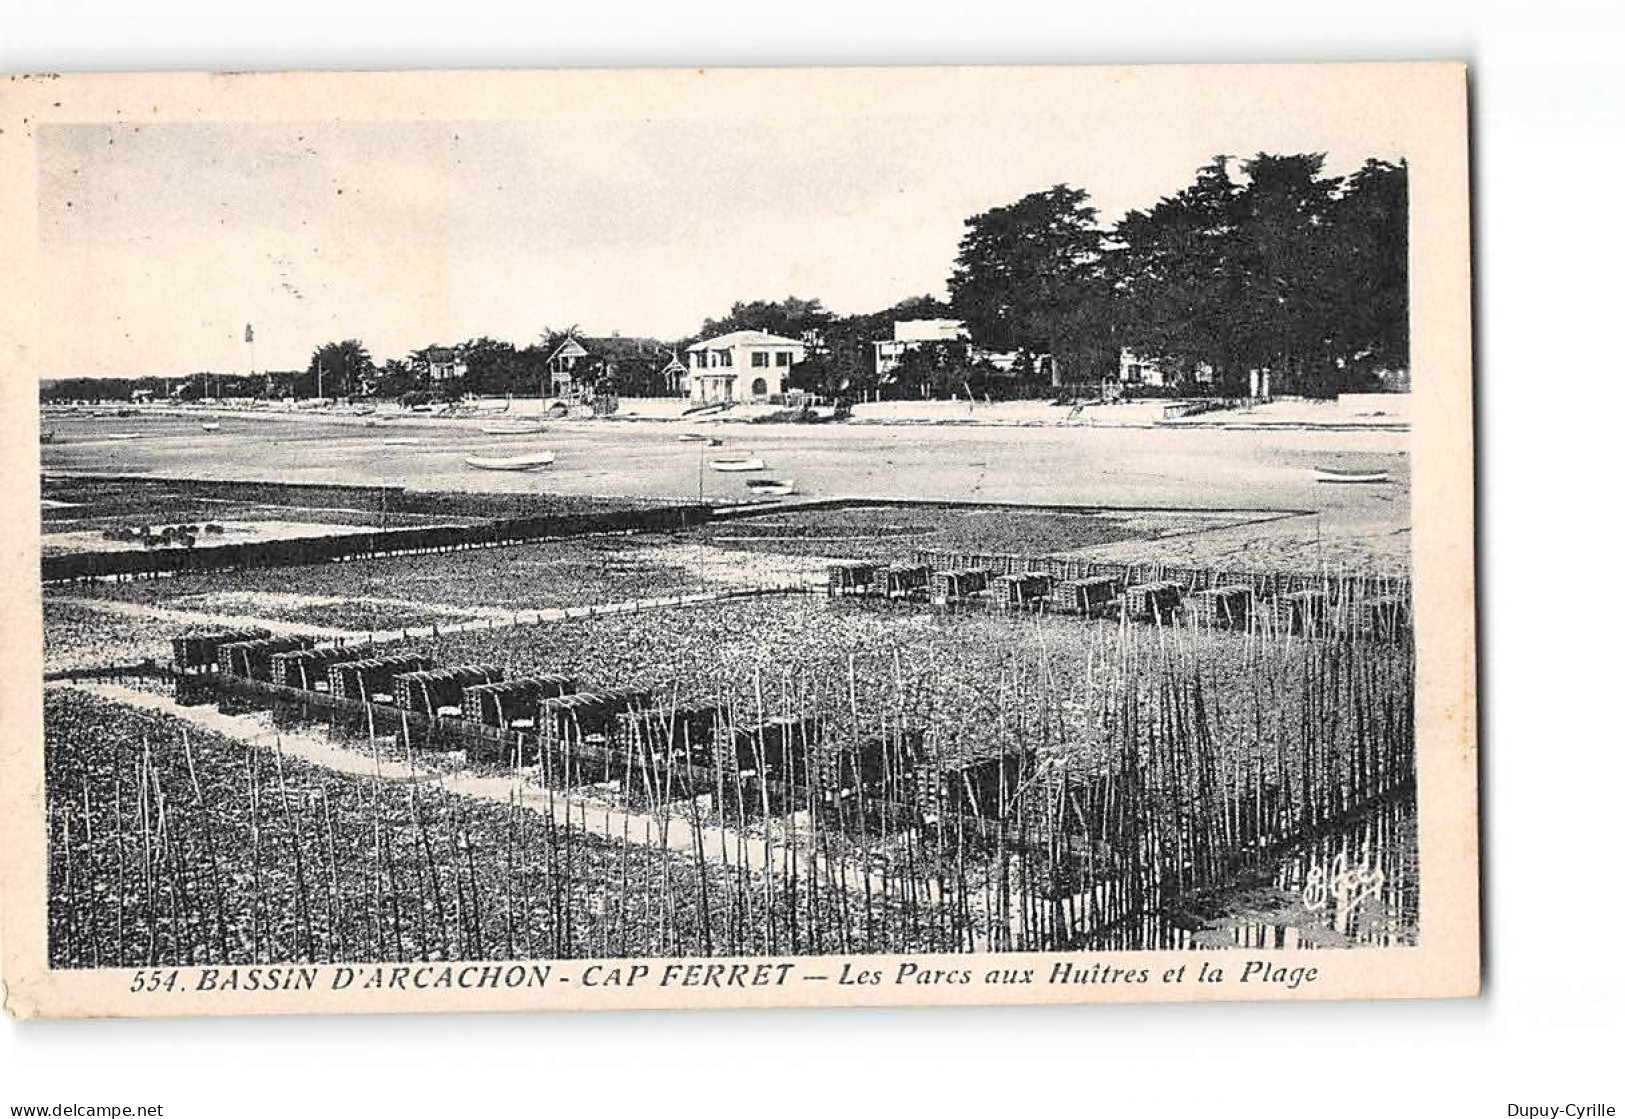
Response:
[0, 62, 1477, 1019]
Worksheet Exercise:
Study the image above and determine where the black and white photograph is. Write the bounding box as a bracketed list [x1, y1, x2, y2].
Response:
[0, 62, 1477, 1021]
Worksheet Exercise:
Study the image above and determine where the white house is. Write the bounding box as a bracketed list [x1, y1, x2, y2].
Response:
[424, 347, 467, 384]
[685, 329, 806, 403]
[1118, 348, 1214, 388]
[872, 319, 970, 379]
[874, 319, 1051, 387]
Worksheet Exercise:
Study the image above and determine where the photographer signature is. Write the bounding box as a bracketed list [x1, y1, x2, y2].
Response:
[1302, 851, 1385, 914]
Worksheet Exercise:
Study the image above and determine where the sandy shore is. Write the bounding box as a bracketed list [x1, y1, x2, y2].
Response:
[42, 408, 1410, 573]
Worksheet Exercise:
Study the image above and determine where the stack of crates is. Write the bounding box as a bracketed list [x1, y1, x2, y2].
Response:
[462, 675, 576, 728]
[217, 635, 314, 679]
[826, 561, 879, 596]
[172, 628, 270, 672]
[992, 572, 1053, 611]
[884, 564, 931, 599]
[1123, 580, 1183, 622]
[821, 729, 923, 807]
[1270, 589, 1328, 634]
[920, 750, 1031, 823]
[393, 665, 503, 717]
[270, 645, 370, 690]
[1186, 585, 1252, 629]
[730, 715, 823, 780]
[1052, 574, 1122, 616]
[618, 703, 725, 766]
[328, 654, 432, 702]
[930, 568, 990, 603]
[539, 688, 652, 743]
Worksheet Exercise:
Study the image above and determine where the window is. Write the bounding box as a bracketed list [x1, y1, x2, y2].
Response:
[775, 351, 792, 367]
[718, 349, 733, 368]
[1125, 364, 1143, 383]
[750, 377, 768, 397]
[751, 351, 770, 368]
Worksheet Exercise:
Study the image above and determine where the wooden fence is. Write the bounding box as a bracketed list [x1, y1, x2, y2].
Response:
[43, 503, 711, 583]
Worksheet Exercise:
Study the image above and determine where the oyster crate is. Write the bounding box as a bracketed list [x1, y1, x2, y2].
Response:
[217, 635, 314, 679]
[393, 665, 503, 716]
[1187, 586, 1252, 629]
[1123, 580, 1183, 622]
[328, 654, 432, 702]
[931, 568, 991, 602]
[992, 572, 1054, 610]
[1053, 575, 1123, 616]
[462, 674, 577, 728]
[1270, 589, 1328, 634]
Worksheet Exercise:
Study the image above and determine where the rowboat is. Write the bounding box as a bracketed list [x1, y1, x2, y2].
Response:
[710, 457, 766, 472]
[480, 421, 547, 436]
[107, 433, 141, 440]
[678, 433, 724, 446]
[382, 437, 422, 446]
[1314, 467, 1391, 484]
[745, 477, 796, 496]
[200, 421, 221, 431]
[465, 452, 556, 471]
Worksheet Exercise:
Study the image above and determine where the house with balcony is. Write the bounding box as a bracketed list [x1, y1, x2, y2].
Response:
[423, 346, 467, 384]
[685, 329, 806, 403]
[547, 334, 685, 398]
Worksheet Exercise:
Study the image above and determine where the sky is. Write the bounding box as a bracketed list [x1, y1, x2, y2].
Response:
[36, 105, 1405, 378]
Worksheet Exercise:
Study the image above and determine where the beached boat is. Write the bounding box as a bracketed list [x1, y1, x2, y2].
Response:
[363, 416, 396, 427]
[744, 477, 796, 496]
[200, 421, 221, 431]
[351, 405, 377, 417]
[678, 433, 724, 446]
[1315, 466, 1391, 484]
[710, 457, 766, 472]
[480, 421, 547, 435]
[465, 451, 556, 471]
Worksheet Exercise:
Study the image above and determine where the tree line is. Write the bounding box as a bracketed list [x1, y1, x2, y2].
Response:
[40, 152, 1405, 403]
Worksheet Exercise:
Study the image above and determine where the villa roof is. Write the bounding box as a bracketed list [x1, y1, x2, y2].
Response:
[550, 334, 675, 363]
[686, 329, 804, 352]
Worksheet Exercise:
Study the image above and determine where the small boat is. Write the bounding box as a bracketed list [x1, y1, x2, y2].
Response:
[480, 421, 547, 436]
[381, 437, 422, 446]
[200, 421, 221, 431]
[465, 452, 556, 471]
[107, 433, 142, 440]
[678, 433, 724, 446]
[745, 477, 796, 497]
[710, 457, 766, 472]
[351, 405, 377, 417]
[364, 416, 396, 427]
[1315, 467, 1391, 484]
